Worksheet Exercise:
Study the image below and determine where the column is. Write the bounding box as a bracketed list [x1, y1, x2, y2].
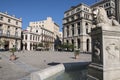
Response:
[69, 25, 72, 37]
[27, 42, 30, 50]
[74, 38, 77, 49]
[74, 23, 78, 36]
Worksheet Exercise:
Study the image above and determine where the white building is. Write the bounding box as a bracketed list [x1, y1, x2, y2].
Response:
[63, 3, 92, 52]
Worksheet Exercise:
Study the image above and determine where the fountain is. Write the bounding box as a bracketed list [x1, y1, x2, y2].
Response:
[88, 7, 120, 80]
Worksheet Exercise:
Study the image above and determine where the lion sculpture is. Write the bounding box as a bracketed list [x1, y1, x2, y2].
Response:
[93, 7, 120, 27]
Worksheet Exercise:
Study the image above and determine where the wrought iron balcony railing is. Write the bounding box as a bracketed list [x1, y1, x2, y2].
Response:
[0, 33, 21, 39]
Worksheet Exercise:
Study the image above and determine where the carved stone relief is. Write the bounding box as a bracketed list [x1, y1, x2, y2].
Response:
[92, 37, 102, 64]
[105, 39, 120, 64]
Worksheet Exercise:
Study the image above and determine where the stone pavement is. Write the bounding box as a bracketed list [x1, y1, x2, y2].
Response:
[0, 51, 91, 80]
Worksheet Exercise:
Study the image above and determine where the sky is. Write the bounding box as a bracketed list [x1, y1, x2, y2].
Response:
[0, 0, 97, 31]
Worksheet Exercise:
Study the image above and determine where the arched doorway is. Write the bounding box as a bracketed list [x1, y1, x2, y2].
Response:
[4, 41, 9, 50]
[30, 43, 32, 50]
[25, 43, 27, 50]
[77, 39, 80, 49]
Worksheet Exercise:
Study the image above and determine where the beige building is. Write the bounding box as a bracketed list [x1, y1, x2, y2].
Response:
[29, 17, 60, 39]
[0, 12, 22, 50]
[22, 17, 60, 50]
[63, 0, 115, 52]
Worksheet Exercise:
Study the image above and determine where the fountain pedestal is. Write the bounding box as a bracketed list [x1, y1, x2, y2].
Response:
[88, 27, 120, 80]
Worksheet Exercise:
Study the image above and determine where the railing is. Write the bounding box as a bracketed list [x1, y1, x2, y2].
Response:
[0, 33, 21, 39]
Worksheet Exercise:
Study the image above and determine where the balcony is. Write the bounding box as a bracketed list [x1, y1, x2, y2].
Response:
[0, 33, 21, 39]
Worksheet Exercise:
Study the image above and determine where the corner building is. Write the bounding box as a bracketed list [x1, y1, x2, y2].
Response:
[63, 0, 116, 52]
[0, 12, 22, 50]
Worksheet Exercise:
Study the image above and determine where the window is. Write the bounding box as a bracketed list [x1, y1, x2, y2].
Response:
[8, 26, 10, 30]
[71, 10, 74, 15]
[66, 13, 69, 17]
[16, 21, 18, 25]
[66, 40, 69, 44]
[77, 14, 80, 19]
[7, 30, 10, 37]
[25, 35, 27, 40]
[72, 39, 74, 47]
[0, 16, 3, 20]
[72, 24, 74, 36]
[33, 36, 34, 40]
[67, 26, 69, 37]
[0, 24, 2, 27]
[16, 28, 18, 30]
[77, 22, 80, 35]
[86, 23, 89, 34]
[71, 16, 74, 21]
[66, 19, 69, 22]
[8, 19, 11, 23]
[15, 32, 18, 37]
[77, 39, 80, 49]
[76, 8, 80, 12]
[38, 36, 40, 41]
[87, 39, 90, 51]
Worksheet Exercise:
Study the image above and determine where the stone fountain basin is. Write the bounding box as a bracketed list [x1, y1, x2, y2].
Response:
[31, 62, 90, 80]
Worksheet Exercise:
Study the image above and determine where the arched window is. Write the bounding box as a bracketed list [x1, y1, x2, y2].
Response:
[66, 40, 69, 44]
[87, 39, 89, 51]
[77, 39, 80, 49]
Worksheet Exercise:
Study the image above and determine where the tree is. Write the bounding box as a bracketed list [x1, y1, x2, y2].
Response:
[38, 43, 44, 47]
[0, 40, 5, 50]
[44, 42, 50, 51]
[54, 35, 61, 51]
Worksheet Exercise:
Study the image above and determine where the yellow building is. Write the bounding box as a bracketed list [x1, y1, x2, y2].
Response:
[0, 12, 22, 50]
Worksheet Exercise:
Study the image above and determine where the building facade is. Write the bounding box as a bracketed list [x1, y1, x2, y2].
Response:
[63, 0, 116, 52]
[115, 0, 120, 23]
[22, 26, 54, 50]
[0, 12, 22, 50]
[91, 0, 115, 19]
[29, 17, 60, 39]
[63, 3, 92, 52]
[22, 17, 60, 50]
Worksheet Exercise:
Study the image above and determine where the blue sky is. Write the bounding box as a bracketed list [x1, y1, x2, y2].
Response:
[0, 0, 97, 31]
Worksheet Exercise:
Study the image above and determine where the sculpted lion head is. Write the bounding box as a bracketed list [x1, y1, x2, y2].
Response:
[93, 7, 111, 25]
[92, 7, 120, 27]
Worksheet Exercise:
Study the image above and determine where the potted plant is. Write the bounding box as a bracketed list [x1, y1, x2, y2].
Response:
[9, 47, 16, 60]
[74, 49, 80, 59]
